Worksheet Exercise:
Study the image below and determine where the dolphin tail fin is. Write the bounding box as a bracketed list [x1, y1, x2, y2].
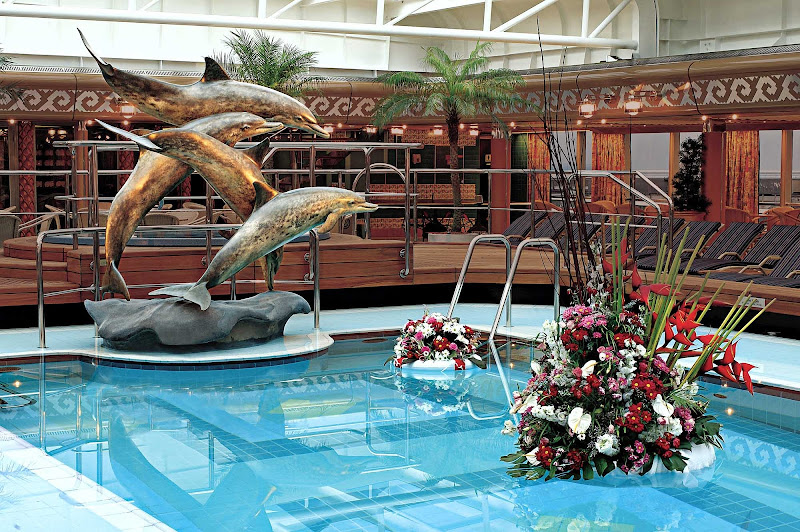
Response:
[95, 120, 163, 152]
[77, 29, 114, 78]
[101, 261, 131, 301]
[252, 180, 278, 210]
[243, 137, 273, 166]
[149, 282, 212, 310]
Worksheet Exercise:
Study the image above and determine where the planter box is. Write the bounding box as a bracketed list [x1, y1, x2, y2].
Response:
[674, 211, 707, 221]
[427, 232, 483, 243]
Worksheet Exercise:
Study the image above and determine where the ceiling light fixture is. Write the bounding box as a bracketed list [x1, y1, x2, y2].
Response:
[579, 97, 596, 119]
[390, 126, 404, 135]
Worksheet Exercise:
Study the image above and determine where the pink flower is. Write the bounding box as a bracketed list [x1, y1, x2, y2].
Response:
[634, 440, 645, 453]
[421, 346, 431, 353]
[572, 368, 583, 379]
[414, 331, 424, 340]
[449, 343, 459, 351]
[592, 332, 603, 338]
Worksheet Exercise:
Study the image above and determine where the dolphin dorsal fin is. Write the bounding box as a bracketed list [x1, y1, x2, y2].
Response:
[131, 128, 153, 136]
[252, 180, 275, 210]
[243, 137, 273, 166]
[201, 57, 231, 82]
[78, 28, 114, 78]
[95, 120, 163, 152]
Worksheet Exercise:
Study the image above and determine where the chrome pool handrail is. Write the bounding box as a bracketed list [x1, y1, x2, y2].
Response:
[488, 238, 561, 343]
[36, 224, 321, 348]
[447, 234, 512, 329]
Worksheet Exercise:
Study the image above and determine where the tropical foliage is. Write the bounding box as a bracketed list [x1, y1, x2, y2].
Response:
[501, 223, 772, 480]
[373, 43, 527, 231]
[672, 134, 711, 212]
[214, 30, 321, 98]
[0, 51, 20, 101]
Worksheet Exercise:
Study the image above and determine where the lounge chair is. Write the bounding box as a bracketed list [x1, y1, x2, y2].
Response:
[693, 224, 800, 273]
[709, 237, 800, 288]
[0, 215, 20, 246]
[633, 218, 685, 256]
[531, 211, 568, 242]
[672, 222, 764, 274]
[636, 221, 721, 270]
[560, 213, 604, 252]
[503, 209, 548, 245]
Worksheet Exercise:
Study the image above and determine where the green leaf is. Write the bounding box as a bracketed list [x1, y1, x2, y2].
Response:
[641, 454, 656, 475]
[582, 463, 595, 480]
[500, 452, 521, 463]
[669, 454, 687, 472]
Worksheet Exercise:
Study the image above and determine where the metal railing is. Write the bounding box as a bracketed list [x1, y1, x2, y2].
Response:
[488, 238, 561, 343]
[35, 224, 321, 348]
[447, 234, 512, 329]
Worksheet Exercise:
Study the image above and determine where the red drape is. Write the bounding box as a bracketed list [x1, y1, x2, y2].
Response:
[117, 122, 136, 188]
[591, 133, 625, 204]
[527, 134, 551, 202]
[18, 121, 36, 236]
[725, 130, 759, 215]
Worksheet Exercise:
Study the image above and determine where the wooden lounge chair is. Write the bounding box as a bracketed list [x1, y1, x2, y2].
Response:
[531, 211, 568, 242]
[696, 225, 800, 273]
[560, 213, 604, 252]
[709, 237, 800, 288]
[636, 221, 721, 270]
[143, 212, 180, 226]
[633, 218, 685, 256]
[503, 209, 548, 245]
[673, 222, 764, 274]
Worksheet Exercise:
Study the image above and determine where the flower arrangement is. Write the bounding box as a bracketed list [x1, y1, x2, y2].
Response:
[392, 311, 484, 370]
[501, 225, 773, 480]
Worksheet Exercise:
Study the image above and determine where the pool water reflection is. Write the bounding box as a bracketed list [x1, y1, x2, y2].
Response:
[1, 339, 799, 531]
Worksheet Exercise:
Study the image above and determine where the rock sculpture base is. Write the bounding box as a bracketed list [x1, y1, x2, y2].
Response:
[85, 291, 310, 350]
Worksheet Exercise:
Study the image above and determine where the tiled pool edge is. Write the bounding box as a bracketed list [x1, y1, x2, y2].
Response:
[0, 426, 175, 531]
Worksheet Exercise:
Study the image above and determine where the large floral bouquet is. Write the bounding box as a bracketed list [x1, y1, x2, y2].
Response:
[393, 311, 484, 369]
[501, 227, 772, 480]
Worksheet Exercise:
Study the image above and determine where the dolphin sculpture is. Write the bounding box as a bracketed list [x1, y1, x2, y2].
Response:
[95, 119, 282, 297]
[79, 29, 329, 138]
[150, 186, 378, 310]
[100, 113, 282, 300]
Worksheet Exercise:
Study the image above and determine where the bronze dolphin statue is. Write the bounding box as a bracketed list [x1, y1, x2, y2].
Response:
[150, 186, 378, 310]
[79, 29, 329, 138]
[96, 119, 282, 297]
[100, 113, 282, 300]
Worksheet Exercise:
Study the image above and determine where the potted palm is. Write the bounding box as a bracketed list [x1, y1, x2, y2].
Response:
[372, 43, 526, 239]
[672, 135, 711, 221]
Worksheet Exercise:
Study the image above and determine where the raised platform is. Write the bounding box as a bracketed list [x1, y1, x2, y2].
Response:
[2, 236, 800, 317]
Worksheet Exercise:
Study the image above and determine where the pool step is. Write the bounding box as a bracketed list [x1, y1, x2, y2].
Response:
[0, 255, 68, 281]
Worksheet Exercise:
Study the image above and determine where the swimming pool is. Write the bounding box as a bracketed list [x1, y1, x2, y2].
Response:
[0, 336, 799, 531]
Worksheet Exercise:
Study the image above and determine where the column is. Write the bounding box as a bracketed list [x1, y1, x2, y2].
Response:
[575, 131, 587, 172]
[17, 121, 36, 235]
[668, 132, 681, 197]
[781, 130, 793, 206]
[702, 130, 726, 223]
[489, 137, 511, 233]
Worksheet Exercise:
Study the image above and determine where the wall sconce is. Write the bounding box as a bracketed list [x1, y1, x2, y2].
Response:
[323, 124, 335, 134]
[469, 128, 479, 136]
[390, 126, 404, 135]
[624, 96, 642, 116]
[432, 127, 444, 136]
[579, 97, 596, 118]
[364, 125, 377, 134]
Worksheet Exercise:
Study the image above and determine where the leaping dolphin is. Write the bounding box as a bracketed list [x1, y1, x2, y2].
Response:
[96, 119, 283, 296]
[79, 29, 329, 138]
[101, 113, 282, 300]
[150, 187, 378, 310]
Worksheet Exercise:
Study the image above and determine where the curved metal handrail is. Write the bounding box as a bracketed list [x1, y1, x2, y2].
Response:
[447, 234, 512, 330]
[634, 170, 675, 251]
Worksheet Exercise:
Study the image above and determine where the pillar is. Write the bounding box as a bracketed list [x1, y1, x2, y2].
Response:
[702, 130, 727, 223]
[74, 122, 90, 224]
[668, 132, 681, 197]
[8, 121, 18, 210]
[17, 121, 36, 235]
[781, 130, 793, 206]
[489, 137, 511, 233]
[575, 131, 587, 172]
[117, 122, 136, 188]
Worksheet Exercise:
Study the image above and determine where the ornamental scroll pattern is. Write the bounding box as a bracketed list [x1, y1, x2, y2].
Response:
[2, 72, 800, 118]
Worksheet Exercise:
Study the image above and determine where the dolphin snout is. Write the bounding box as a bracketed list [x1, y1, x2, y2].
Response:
[305, 123, 331, 139]
[355, 201, 379, 212]
[254, 122, 284, 136]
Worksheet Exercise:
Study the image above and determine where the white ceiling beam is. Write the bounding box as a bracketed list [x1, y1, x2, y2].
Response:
[415, 0, 488, 16]
[270, 0, 303, 19]
[589, 0, 631, 38]
[140, 0, 160, 11]
[581, 0, 591, 37]
[492, 0, 559, 32]
[483, 0, 492, 32]
[386, 0, 436, 26]
[0, 4, 638, 48]
[257, 0, 267, 18]
[376, 0, 384, 24]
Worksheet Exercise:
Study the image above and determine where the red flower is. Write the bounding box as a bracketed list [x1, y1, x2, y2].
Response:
[536, 444, 555, 467]
[573, 329, 589, 341]
[566, 450, 585, 471]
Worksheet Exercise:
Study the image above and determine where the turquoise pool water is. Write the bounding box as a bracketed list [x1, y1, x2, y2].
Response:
[1, 338, 799, 531]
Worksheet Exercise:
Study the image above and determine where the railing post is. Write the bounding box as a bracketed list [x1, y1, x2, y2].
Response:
[89, 146, 101, 313]
[310, 230, 321, 328]
[402, 149, 411, 278]
[37, 232, 46, 349]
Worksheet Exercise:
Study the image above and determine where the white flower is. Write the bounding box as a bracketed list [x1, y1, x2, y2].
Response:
[531, 361, 542, 374]
[581, 360, 597, 376]
[501, 419, 516, 435]
[667, 417, 683, 437]
[595, 434, 619, 456]
[652, 394, 675, 418]
[568, 407, 591, 434]
[689, 382, 699, 395]
[525, 448, 540, 465]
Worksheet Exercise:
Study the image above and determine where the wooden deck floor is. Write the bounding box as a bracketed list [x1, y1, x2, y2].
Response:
[1, 236, 799, 317]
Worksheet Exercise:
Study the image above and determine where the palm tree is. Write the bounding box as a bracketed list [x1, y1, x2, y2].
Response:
[214, 30, 321, 98]
[0, 51, 21, 101]
[373, 42, 526, 232]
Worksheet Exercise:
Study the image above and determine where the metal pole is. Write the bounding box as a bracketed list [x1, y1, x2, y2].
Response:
[310, 230, 320, 328]
[489, 238, 560, 342]
[309, 145, 316, 187]
[364, 149, 372, 239]
[89, 147, 101, 308]
[37, 232, 46, 349]
[402, 147, 411, 278]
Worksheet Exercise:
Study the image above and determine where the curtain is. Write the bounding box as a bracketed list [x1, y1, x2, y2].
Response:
[117, 122, 136, 188]
[527, 133, 550, 202]
[591, 133, 625, 204]
[725, 130, 759, 215]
